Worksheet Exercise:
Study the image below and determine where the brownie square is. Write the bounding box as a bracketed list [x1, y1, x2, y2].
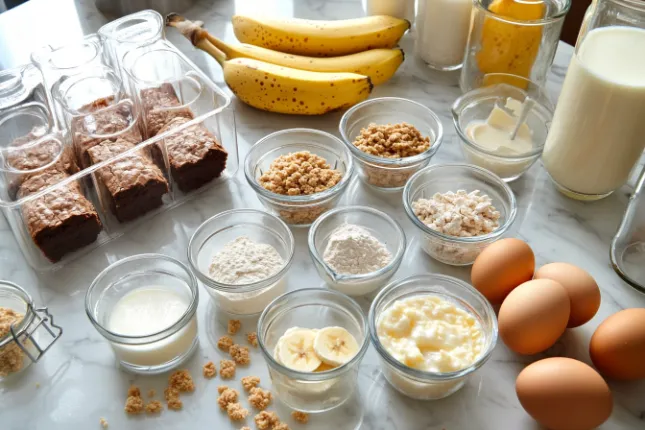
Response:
[140, 83, 194, 137]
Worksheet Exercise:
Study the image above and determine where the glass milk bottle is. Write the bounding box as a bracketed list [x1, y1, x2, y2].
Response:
[542, 0, 645, 201]
[365, 0, 415, 21]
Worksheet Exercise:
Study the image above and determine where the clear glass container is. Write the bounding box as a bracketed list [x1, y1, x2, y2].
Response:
[85, 254, 199, 374]
[308, 206, 406, 296]
[542, 0, 645, 201]
[369, 274, 498, 400]
[257, 289, 370, 413]
[452, 74, 554, 182]
[0, 64, 50, 115]
[460, 0, 571, 92]
[245, 128, 354, 227]
[338, 97, 443, 191]
[403, 163, 517, 265]
[364, 0, 416, 21]
[187, 209, 295, 316]
[0, 280, 63, 380]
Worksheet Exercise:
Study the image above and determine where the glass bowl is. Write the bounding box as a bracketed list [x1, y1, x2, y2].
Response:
[452, 74, 554, 182]
[257, 288, 369, 413]
[338, 97, 443, 191]
[403, 163, 517, 265]
[308, 206, 406, 296]
[244, 128, 354, 227]
[369, 274, 498, 400]
[187, 209, 295, 316]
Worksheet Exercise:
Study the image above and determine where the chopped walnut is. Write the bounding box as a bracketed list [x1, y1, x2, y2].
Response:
[254, 411, 279, 430]
[241, 376, 261, 392]
[218, 335, 235, 352]
[0, 306, 27, 377]
[203, 361, 217, 379]
[220, 359, 236, 379]
[218, 388, 239, 410]
[147, 389, 155, 398]
[248, 387, 272, 410]
[145, 400, 163, 414]
[100, 417, 108, 428]
[169, 369, 195, 392]
[259, 151, 342, 197]
[127, 386, 141, 398]
[230, 344, 251, 365]
[246, 332, 259, 347]
[353, 122, 431, 159]
[228, 319, 242, 335]
[124, 395, 144, 415]
[218, 385, 230, 394]
[164, 387, 182, 411]
[291, 411, 309, 424]
[273, 423, 290, 430]
[227, 402, 250, 421]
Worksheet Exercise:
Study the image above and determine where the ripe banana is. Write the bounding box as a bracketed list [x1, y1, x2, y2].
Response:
[313, 327, 360, 366]
[276, 328, 321, 371]
[231, 15, 410, 57]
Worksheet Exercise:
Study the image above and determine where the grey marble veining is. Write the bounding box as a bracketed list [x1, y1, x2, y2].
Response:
[1, 0, 644, 429]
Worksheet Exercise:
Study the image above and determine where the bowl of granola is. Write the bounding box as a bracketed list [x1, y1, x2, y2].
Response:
[339, 97, 443, 191]
[244, 128, 354, 227]
[403, 164, 517, 265]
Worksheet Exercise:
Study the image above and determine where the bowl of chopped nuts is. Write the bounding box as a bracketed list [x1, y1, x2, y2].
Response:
[403, 164, 517, 265]
[339, 97, 443, 191]
[244, 128, 354, 227]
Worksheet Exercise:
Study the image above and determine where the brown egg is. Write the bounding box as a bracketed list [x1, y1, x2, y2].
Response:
[516, 357, 613, 430]
[590, 308, 645, 381]
[534, 263, 601, 327]
[499, 279, 570, 355]
[471, 238, 535, 304]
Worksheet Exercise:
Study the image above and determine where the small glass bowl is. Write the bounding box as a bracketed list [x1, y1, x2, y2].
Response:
[257, 288, 370, 413]
[187, 209, 295, 316]
[338, 97, 443, 191]
[85, 254, 199, 374]
[308, 206, 406, 296]
[452, 74, 554, 182]
[403, 163, 517, 265]
[369, 274, 498, 400]
[244, 128, 354, 227]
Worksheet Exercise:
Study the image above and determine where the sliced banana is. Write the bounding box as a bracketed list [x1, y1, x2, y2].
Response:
[277, 328, 321, 372]
[313, 327, 360, 367]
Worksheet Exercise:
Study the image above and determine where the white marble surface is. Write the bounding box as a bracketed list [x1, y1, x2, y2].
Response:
[1, 0, 645, 429]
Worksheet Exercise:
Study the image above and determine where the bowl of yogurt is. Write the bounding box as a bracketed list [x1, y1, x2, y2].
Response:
[368, 274, 498, 400]
[187, 209, 295, 316]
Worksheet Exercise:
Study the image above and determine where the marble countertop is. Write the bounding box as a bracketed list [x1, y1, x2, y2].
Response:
[1, 0, 645, 429]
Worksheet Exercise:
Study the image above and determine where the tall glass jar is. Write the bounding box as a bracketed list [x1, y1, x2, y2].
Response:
[542, 0, 645, 201]
[460, 0, 570, 91]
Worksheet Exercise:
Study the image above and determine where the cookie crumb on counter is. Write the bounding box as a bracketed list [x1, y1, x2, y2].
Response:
[247, 332, 259, 347]
[230, 344, 251, 365]
[273, 422, 290, 430]
[241, 376, 260, 392]
[220, 359, 236, 378]
[0, 307, 27, 377]
[218, 388, 239, 409]
[164, 387, 183, 411]
[248, 387, 272, 410]
[145, 400, 163, 414]
[291, 411, 309, 424]
[169, 369, 195, 392]
[218, 385, 230, 394]
[147, 389, 155, 398]
[254, 411, 280, 430]
[227, 402, 249, 421]
[127, 385, 141, 398]
[353, 122, 431, 159]
[203, 361, 217, 379]
[99, 417, 108, 428]
[228, 319, 242, 335]
[124, 395, 144, 415]
[218, 335, 235, 352]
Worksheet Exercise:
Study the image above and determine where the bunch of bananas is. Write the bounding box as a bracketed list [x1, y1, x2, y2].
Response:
[167, 13, 409, 115]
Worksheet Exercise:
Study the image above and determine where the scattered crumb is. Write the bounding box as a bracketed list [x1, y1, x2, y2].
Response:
[147, 389, 155, 398]
[127, 386, 141, 398]
[164, 387, 182, 411]
[248, 387, 272, 410]
[227, 402, 250, 421]
[254, 411, 279, 430]
[228, 319, 242, 335]
[241, 376, 261, 392]
[203, 361, 217, 379]
[169, 369, 195, 392]
[124, 395, 144, 415]
[100, 417, 108, 428]
[230, 344, 251, 365]
[218, 388, 239, 410]
[291, 411, 309, 424]
[273, 423, 290, 430]
[145, 400, 163, 414]
[220, 359, 236, 379]
[247, 332, 258, 347]
[218, 385, 230, 394]
[218, 335, 235, 352]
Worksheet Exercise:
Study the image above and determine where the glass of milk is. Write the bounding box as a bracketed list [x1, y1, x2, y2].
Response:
[542, 0, 645, 201]
[86, 254, 199, 374]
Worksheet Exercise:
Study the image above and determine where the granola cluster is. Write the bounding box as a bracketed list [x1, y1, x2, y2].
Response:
[203, 361, 217, 379]
[353, 122, 431, 158]
[228, 319, 242, 335]
[246, 332, 259, 347]
[218, 335, 235, 352]
[259, 151, 342, 196]
[220, 359, 237, 379]
[248, 387, 273, 410]
[230, 344, 251, 365]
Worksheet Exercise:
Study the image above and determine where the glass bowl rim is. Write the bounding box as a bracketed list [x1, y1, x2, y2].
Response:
[473, 0, 571, 25]
[0, 281, 36, 348]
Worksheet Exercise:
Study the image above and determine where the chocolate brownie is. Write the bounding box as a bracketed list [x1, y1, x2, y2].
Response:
[156, 116, 228, 192]
[140, 83, 194, 137]
[87, 139, 168, 222]
[17, 170, 102, 263]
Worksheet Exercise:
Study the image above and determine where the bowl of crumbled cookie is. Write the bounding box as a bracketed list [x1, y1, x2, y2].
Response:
[339, 97, 444, 191]
[244, 128, 354, 227]
[403, 163, 517, 266]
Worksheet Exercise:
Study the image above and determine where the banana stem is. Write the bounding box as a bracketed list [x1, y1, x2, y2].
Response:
[195, 36, 228, 66]
[166, 13, 228, 66]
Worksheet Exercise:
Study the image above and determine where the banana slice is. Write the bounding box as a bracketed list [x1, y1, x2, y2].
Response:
[313, 327, 360, 367]
[277, 329, 321, 372]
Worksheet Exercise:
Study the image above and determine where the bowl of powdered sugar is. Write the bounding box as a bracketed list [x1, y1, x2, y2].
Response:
[308, 206, 406, 296]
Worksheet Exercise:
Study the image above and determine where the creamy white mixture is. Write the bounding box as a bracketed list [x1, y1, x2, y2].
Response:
[322, 224, 392, 275]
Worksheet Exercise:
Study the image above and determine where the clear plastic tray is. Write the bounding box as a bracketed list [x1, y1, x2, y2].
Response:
[0, 31, 238, 271]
